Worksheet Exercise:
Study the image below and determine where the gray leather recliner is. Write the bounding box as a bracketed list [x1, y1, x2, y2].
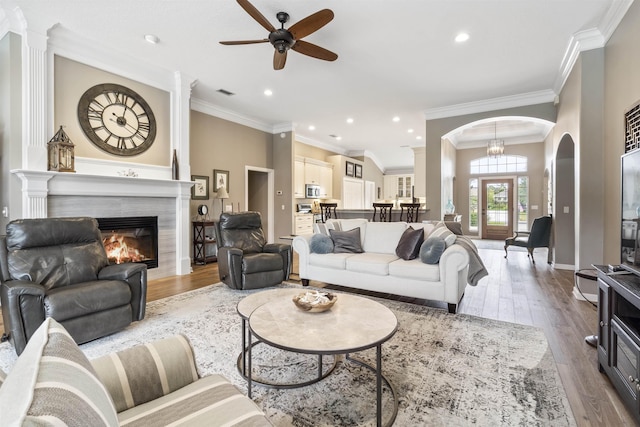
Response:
[0, 217, 147, 355]
[215, 212, 291, 290]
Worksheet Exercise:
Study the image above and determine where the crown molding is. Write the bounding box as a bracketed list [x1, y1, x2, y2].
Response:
[423, 90, 556, 121]
[295, 134, 348, 156]
[346, 149, 385, 173]
[190, 98, 274, 133]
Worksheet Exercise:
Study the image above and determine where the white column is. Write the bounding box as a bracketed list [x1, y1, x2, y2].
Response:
[13, 170, 55, 218]
[173, 71, 196, 275]
[22, 27, 49, 171]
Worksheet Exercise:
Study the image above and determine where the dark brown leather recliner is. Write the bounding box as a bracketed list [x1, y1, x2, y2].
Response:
[215, 212, 291, 290]
[0, 217, 147, 355]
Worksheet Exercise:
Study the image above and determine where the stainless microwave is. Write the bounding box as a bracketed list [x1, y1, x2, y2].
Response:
[305, 184, 320, 198]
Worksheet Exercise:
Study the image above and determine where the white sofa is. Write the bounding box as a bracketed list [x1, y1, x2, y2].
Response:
[292, 219, 470, 313]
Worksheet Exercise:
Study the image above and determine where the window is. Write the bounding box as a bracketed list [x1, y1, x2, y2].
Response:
[517, 176, 529, 231]
[469, 178, 478, 232]
[470, 155, 527, 174]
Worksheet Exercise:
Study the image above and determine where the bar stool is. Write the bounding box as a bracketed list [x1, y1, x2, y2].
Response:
[400, 203, 421, 222]
[372, 203, 394, 222]
[319, 203, 338, 223]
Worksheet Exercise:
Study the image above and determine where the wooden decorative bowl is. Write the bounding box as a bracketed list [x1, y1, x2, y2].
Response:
[292, 291, 338, 313]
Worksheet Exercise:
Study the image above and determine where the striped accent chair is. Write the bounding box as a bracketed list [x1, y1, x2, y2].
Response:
[0, 319, 272, 426]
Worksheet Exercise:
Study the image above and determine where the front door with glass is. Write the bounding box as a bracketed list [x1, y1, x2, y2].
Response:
[481, 179, 514, 240]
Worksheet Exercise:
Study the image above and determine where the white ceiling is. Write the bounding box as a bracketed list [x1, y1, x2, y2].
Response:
[2, 0, 631, 172]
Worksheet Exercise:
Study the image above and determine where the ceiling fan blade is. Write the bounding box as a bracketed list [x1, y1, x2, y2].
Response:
[220, 39, 269, 45]
[292, 40, 338, 62]
[288, 9, 334, 40]
[274, 50, 287, 70]
[236, 0, 276, 33]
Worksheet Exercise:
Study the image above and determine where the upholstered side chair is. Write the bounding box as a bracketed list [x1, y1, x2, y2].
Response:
[0, 217, 147, 355]
[215, 211, 291, 290]
[504, 215, 553, 264]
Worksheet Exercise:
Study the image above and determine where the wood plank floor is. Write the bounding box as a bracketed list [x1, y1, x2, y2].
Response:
[0, 243, 635, 425]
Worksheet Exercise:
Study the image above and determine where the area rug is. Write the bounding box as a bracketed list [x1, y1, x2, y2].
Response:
[0, 284, 575, 426]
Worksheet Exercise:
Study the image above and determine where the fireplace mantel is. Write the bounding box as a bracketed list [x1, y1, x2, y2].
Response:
[12, 169, 194, 278]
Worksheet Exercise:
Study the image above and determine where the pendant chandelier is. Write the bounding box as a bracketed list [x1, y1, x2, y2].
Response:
[487, 122, 504, 158]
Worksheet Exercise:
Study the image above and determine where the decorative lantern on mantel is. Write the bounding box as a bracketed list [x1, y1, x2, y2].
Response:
[47, 126, 75, 172]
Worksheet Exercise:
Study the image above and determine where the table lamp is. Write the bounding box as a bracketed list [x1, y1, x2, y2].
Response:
[215, 186, 229, 213]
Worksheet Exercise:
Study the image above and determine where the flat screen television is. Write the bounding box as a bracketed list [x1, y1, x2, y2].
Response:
[621, 149, 640, 274]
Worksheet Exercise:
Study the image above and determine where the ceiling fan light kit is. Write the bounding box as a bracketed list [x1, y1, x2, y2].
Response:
[220, 0, 337, 70]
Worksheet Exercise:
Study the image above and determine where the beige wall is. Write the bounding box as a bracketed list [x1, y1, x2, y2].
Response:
[189, 111, 273, 219]
[54, 56, 171, 165]
[604, 0, 640, 265]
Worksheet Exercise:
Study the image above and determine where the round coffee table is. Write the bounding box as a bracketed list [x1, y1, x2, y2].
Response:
[247, 292, 399, 427]
[236, 288, 338, 387]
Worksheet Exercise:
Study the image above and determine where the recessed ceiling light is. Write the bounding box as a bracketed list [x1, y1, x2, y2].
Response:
[264, 89, 273, 96]
[416, 136, 423, 140]
[392, 116, 400, 122]
[308, 125, 315, 131]
[408, 129, 414, 133]
[455, 33, 470, 43]
[346, 118, 354, 124]
[336, 136, 342, 141]
[144, 34, 159, 44]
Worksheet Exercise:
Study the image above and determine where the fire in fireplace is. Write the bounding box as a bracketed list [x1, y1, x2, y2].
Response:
[96, 216, 158, 269]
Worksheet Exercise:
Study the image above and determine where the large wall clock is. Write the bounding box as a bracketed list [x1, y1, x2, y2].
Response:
[77, 83, 157, 156]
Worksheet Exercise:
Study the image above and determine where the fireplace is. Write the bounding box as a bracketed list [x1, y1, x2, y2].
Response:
[96, 216, 158, 269]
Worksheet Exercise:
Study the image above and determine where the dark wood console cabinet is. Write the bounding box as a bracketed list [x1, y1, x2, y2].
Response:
[596, 266, 640, 423]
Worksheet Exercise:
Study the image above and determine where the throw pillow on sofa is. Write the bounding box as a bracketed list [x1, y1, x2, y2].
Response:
[420, 236, 447, 264]
[395, 226, 424, 260]
[330, 228, 364, 253]
[0, 318, 119, 426]
[310, 233, 334, 254]
[429, 224, 457, 247]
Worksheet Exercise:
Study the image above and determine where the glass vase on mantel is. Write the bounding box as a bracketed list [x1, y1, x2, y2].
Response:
[172, 149, 179, 180]
[445, 199, 455, 214]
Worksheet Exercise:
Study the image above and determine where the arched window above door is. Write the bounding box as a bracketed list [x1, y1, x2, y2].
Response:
[470, 155, 527, 174]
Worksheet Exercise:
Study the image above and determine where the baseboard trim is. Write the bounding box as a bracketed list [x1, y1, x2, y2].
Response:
[573, 286, 598, 303]
[554, 263, 575, 270]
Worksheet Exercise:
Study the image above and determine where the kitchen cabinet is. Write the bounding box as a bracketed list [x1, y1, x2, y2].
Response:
[294, 214, 314, 235]
[383, 174, 414, 200]
[294, 157, 333, 199]
[294, 158, 305, 198]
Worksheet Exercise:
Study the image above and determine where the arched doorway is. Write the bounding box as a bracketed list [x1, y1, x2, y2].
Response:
[554, 134, 575, 268]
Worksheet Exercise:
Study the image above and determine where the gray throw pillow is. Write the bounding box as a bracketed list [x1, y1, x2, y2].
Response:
[329, 228, 363, 253]
[395, 226, 424, 260]
[444, 221, 463, 236]
[310, 234, 334, 254]
[420, 236, 446, 264]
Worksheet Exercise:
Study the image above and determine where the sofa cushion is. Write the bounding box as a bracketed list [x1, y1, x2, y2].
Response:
[420, 237, 447, 264]
[395, 226, 424, 260]
[44, 280, 132, 321]
[309, 252, 354, 269]
[428, 225, 457, 247]
[389, 258, 441, 281]
[345, 253, 399, 276]
[117, 374, 270, 426]
[334, 218, 368, 245]
[330, 228, 364, 253]
[0, 318, 118, 426]
[91, 334, 199, 413]
[310, 234, 334, 254]
[362, 222, 408, 254]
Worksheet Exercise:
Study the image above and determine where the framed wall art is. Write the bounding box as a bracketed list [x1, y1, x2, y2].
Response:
[213, 169, 229, 193]
[355, 163, 363, 179]
[345, 161, 354, 177]
[191, 175, 209, 200]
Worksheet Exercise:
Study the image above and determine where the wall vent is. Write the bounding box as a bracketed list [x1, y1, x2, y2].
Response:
[217, 89, 235, 96]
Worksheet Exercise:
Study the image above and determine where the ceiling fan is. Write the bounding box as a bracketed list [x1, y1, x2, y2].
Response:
[220, 0, 338, 70]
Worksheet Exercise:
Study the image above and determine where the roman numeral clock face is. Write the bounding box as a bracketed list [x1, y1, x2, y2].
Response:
[78, 83, 157, 156]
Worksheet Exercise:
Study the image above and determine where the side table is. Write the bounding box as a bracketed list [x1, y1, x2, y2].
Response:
[192, 221, 217, 264]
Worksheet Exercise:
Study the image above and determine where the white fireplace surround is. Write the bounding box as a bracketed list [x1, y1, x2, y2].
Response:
[12, 168, 194, 280]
